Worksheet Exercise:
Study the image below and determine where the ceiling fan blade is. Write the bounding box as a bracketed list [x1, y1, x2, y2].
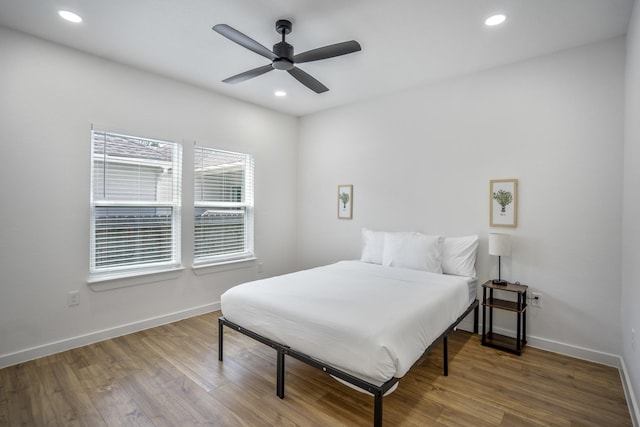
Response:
[293, 40, 361, 64]
[222, 64, 274, 84]
[287, 67, 329, 93]
[213, 24, 277, 61]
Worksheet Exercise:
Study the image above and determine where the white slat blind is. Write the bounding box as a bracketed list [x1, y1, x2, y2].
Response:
[194, 146, 254, 263]
[90, 130, 182, 274]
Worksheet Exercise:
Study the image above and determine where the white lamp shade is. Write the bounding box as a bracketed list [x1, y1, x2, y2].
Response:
[489, 233, 511, 257]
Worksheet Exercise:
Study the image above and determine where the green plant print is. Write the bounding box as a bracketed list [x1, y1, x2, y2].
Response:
[493, 190, 513, 214]
[339, 192, 350, 208]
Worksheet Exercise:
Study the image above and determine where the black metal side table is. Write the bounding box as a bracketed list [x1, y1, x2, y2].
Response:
[481, 280, 527, 355]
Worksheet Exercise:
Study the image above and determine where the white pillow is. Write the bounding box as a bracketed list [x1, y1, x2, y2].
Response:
[442, 235, 479, 278]
[360, 228, 385, 264]
[382, 232, 444, 273]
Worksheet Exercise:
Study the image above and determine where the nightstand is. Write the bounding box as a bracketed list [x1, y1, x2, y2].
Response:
[481, 280, 527, 355]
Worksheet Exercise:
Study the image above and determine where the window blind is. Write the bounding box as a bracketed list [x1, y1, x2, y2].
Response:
[194, 146, 254, 263]
[90, 130, 182, 274]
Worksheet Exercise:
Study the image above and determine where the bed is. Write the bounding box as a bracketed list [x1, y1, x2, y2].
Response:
[218, 231, 479, 426]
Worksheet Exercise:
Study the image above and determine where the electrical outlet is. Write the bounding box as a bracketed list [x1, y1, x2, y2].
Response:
[67, 290, 79, 307]
[632, 329, 636, 352]
[257, 262, 264, 273]
[530, 292, 542, 308]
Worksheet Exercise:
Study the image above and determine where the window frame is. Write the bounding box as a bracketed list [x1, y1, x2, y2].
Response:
[193, 146, 255, 266]
[89, 129, 183, 279]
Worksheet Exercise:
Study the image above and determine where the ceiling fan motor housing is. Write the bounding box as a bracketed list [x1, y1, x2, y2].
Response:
[272, 41, 294, 70]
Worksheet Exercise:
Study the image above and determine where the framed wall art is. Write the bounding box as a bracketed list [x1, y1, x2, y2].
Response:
[338, 185, 353, 219]
[490, 179, 518, 227]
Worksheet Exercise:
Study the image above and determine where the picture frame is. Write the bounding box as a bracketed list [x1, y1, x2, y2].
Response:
[337, 185, 353, 219]
[490, 179, 518, 227]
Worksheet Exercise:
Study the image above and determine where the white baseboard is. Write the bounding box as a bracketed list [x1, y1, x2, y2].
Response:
[620, 357, 640, 427]
[525, 333, 621, 368]
[457, 319, 621, 367]
[0, 302, 220, 369]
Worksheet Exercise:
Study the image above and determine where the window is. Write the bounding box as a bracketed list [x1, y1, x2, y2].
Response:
[90, 130, 182, 276]
[194, 146, 254, 264]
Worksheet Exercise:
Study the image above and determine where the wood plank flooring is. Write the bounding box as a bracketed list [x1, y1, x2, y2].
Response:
[0, 311, 632, 426]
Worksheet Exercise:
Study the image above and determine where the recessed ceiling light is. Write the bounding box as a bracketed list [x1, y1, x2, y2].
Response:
[485, 14, 506, 27]
[274, 90, 287, 97]
[58, 10, 83, 23]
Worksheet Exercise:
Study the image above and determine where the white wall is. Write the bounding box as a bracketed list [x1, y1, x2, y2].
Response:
[0, 27, 298, 366]
[298, 38, 626, 362]
[622, 0, 640, 417]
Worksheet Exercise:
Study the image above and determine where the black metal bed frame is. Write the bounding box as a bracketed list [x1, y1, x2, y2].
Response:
[218, 299, 479, 427]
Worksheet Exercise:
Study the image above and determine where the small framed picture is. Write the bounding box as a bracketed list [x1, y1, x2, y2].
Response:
[338, 185, 353, 219]
[490, 179, 518, 227]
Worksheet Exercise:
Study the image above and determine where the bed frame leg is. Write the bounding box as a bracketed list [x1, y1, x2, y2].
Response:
[443, 335, 449, 376]
[218, 318, 224, 362]
[473, 303, 479, 334]
[373, 391, 383, 427]
[277, 348, 285, 398]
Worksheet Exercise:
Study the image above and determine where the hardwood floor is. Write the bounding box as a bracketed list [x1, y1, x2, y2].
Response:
[0, 311, 632, 426]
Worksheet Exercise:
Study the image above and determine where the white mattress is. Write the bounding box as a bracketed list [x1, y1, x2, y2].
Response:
[221, 260, 474, 387]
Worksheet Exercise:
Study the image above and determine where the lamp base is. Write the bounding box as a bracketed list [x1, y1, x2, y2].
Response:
[492, 279, 508, 285]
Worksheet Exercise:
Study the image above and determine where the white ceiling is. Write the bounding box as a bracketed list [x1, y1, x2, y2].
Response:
[0, 0, 634, 116]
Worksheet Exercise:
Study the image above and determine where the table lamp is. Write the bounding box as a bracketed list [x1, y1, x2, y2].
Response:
[489, 233, 511, 285]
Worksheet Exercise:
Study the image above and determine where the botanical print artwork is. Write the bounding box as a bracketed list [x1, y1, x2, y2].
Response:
[338, 185, 353, 219]
[493, 189, 513, 215]
[339, 191, 350, 208]
[490, 179, 518, 227]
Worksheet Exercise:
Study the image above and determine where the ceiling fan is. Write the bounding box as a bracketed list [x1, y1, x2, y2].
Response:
[212, 19, 361, 94]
